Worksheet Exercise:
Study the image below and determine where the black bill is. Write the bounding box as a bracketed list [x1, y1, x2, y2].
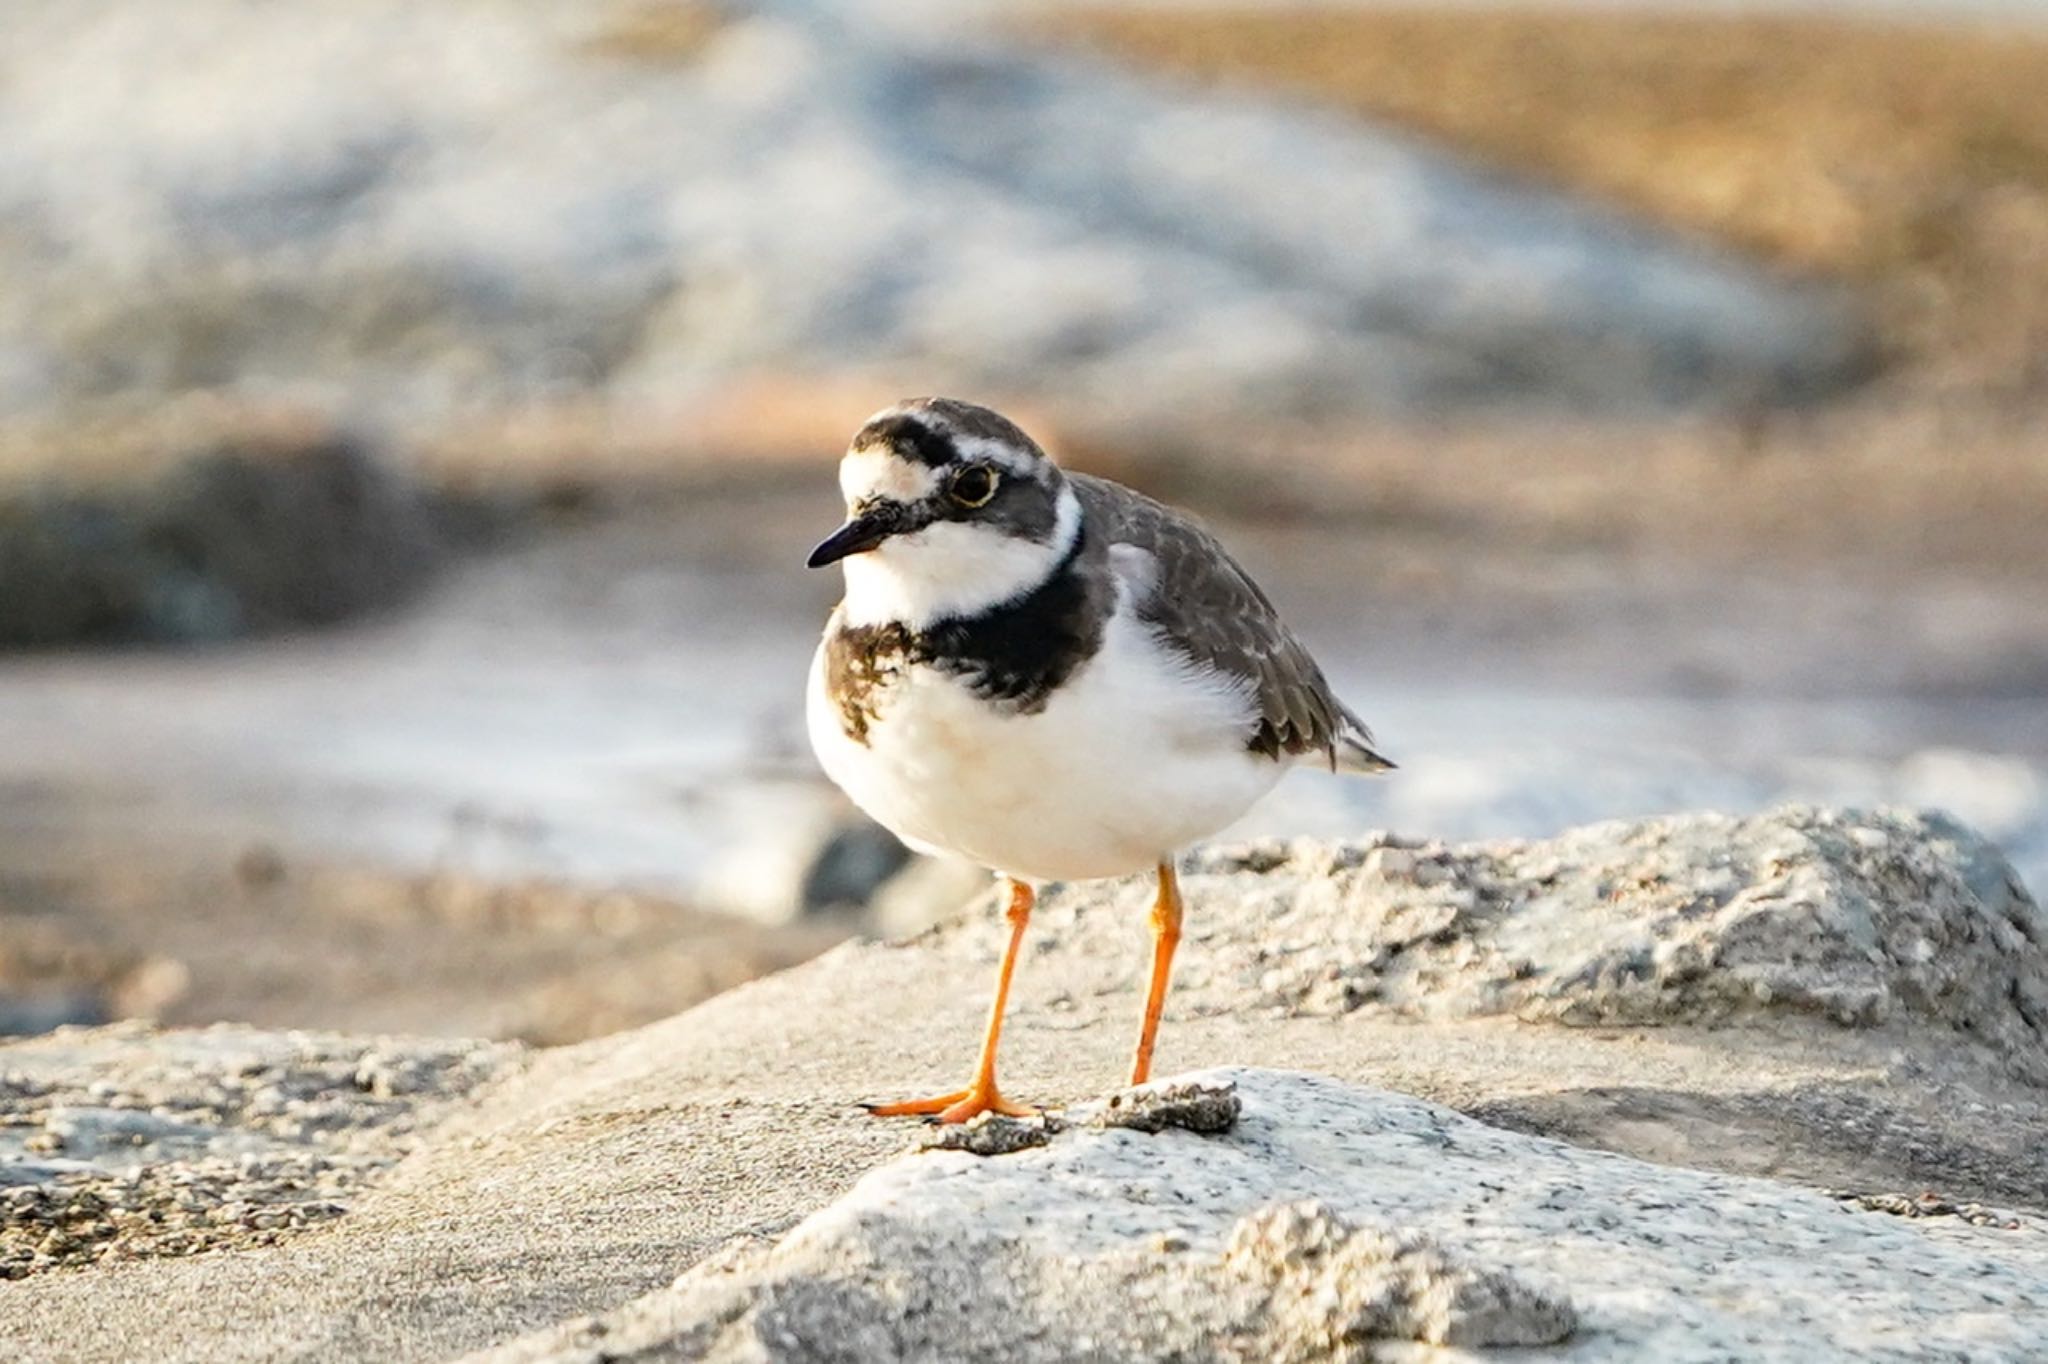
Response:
[806, 505, 908, 568]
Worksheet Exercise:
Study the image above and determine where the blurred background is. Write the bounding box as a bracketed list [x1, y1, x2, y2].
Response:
[1, 0, 2044, 1046]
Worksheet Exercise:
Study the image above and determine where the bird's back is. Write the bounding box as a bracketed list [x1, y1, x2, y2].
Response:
[1069, 473, 1391, 774]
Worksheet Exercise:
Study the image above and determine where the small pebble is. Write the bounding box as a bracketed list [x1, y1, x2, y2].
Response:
[1362, 847, 1416, 881]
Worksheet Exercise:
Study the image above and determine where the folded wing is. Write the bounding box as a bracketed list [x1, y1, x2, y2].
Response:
[1072, 474, 1393, 774]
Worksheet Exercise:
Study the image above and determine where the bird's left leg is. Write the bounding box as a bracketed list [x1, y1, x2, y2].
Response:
[1128, 858, 1183, 1086]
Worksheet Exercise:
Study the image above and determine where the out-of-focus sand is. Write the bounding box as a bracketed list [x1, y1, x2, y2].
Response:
[1031, 6, 2048, 393]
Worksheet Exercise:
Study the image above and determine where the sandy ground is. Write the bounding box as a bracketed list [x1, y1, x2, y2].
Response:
[1027, 6, 2048, 393]
[0, 843, 845, 1044]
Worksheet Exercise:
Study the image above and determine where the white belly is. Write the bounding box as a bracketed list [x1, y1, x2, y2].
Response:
[807, 606, 1285, 882]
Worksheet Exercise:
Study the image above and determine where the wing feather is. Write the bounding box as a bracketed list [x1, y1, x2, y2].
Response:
[1072, 474, 1391, 770]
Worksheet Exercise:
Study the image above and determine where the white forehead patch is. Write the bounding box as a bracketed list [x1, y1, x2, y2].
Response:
[839, 446, 939, 506]
[950, 433, 1045, 477]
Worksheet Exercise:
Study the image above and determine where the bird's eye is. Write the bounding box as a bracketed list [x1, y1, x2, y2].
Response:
[948, 466, 999, 508]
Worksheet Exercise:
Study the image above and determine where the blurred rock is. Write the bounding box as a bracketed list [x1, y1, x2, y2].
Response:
[233, 842, 289, 889]
[695, 774, 943, 925]
[0, 1, 1868, 431]
[0, 410, 439, 646]
[1, 835, 846, 1046]
[107, 956, 191, 1021]
[0, 990, 107, 1039]
[694, 776, 886, 925]
[0, 912, 181, 1040]
[799, 821, 912, 914]
[867, 853, 994, 940]
[1894, 747, 2045, 845]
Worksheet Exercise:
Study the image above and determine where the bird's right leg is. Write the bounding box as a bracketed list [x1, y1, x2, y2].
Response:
[862, 877, 1037, 1123]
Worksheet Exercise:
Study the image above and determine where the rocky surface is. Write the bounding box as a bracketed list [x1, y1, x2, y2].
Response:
[0, 0, 1865, 430]
[475, 1071, 2045, 1364]
[2, 806, 2044, 1362]
[0, 1024, 515, 1279]
[1176, 806, 2048, 1065]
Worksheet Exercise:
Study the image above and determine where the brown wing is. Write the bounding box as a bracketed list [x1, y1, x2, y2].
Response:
[1070, 473, 1386, 767]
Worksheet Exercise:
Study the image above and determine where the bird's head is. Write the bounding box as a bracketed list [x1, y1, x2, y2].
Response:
[808, 398, 1081, 628]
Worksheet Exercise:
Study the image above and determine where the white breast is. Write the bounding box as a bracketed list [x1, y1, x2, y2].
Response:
[806, 598, 1285, 882]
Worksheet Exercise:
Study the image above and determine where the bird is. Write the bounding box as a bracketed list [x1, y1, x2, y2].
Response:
[805, 397, 1391, 1123]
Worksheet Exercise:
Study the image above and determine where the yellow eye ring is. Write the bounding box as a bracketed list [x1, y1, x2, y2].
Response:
[948, 466, 999, 508]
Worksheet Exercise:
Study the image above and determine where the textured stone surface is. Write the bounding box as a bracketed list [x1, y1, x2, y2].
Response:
[1086, 1076, 1243, 1134]
[0, 1024, 514, 1278]
[1155, 806, 2048, 1072]
[2, 806, 2045, 1362]
[0, 1, 1865, 425]
[474, 1070, 2045, 1363]
[910, 1076, 1244, 1154]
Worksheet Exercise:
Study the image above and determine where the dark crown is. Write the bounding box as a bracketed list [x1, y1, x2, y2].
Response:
[852, 398, 1047, 469]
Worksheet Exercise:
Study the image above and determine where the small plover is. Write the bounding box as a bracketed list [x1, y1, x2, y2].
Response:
[806, 398, 1390, 1122]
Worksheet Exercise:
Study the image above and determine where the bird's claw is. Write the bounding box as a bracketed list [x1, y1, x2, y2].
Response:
[861, 1083, 1037, 1124]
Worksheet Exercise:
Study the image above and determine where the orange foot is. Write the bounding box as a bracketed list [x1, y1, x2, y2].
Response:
[861, 1084, 1037, 1124]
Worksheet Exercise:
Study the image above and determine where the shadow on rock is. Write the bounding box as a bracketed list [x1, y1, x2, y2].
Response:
[1468, 1082, 2048, 1215]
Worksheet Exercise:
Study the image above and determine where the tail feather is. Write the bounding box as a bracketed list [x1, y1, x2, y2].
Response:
[1332, 732, 1396, 776]
[1324, 707, 1395, 776]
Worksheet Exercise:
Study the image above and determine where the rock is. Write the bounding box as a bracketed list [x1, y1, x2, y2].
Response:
[693, 776, 911, 924]
[1359, 845, 1415, 881]
[0, 410, 438, 646]
[1084, 1076, 1242, 1134]
[1225, 744, 2048, 940]
[475, 1070, 2044, 1363]
[865, 853, 994, 939]
[0, 2, 1865, 428]
[1218, 1201, 1573, 1354]
[0, 1024, 516, 1280]
[800, 821, 913, 915]
[4, 806, 2047, 1361]
[914, 1113, 1056, 1157]
[1172, 806, 2048, 1077]
[911, 1077, 1242, 1155]
[0, 991, 107, 1039]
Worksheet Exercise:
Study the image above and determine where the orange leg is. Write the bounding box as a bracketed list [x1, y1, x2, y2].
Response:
[864, 878, 1037, 1123]
[1128, 859, 1183, 1086]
